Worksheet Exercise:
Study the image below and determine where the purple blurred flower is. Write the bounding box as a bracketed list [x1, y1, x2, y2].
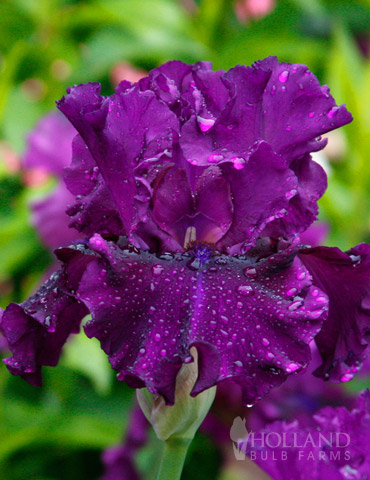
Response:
[22, 111, 79, 250]
[1, 59, 368, 407]
[100, 404, 148, 480]
[300, 221, 329, 247]
[244, 390, 370, 480]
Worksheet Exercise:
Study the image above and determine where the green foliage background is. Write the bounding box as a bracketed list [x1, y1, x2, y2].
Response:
[0, 0, 370, 478]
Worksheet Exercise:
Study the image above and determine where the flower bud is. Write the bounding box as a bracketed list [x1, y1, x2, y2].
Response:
[137, 347, 216, 441]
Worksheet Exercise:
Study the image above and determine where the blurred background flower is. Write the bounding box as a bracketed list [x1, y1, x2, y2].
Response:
[0, 1, 370, 479]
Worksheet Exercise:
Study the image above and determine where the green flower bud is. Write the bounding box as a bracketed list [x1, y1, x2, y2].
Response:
[137, 347, 216, 441]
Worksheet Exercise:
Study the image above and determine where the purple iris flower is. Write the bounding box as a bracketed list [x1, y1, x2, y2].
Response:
[23, 111, 79, 250]
[1, 58, 369, 407]
[244, 389, 370, 480]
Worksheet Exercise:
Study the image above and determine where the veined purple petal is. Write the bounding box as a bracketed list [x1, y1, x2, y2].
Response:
[299, 244, 370, 382]
[0, 270, 88, 385]
[40, 234, 328, 406]
[152, 165, 233, 247]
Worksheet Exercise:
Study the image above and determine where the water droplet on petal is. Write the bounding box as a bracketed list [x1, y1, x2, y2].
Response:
[286, 287, 297, 297]
[286, 362, 299, 373]
[208, 153, 224, 163]
[296, 271, 306, 280]
[154, 333, 161, 342]
[197, 115, 215, 132]
[285, 188, 297, 200]
[152, 264, 165, 276]
[231, 156, 246, 170]
[262, 338, 270, 346]
[244, 267, 257, 279]
[340, 373, 354, 382]
[237, 285, 254, 296]
[278, 70, 289, 83]
[327, 106, 339, 119]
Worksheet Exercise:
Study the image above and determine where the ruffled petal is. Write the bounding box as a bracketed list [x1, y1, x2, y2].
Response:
[57, 84, 179, 239]
[299, 244, 370, 381]
[0, 270, 88, 385]
[218, 142, 297, 252]
[255, 56, 353, 162]
[39, 235, 328, 406]
[262, 154, 327, 238]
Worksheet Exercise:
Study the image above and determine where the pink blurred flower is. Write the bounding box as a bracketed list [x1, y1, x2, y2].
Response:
[110, 62, 147, 87]
[235, 0, 275, 23]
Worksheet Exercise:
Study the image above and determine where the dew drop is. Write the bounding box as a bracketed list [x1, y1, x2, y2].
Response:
[340, 373, 354, 382]
[243, 267, 257, 279]
[208, 153, 224, 163]
[288, 299, 303, 311]
[152, 264, 165, 276]
[286, 287, 297, 297]
[237, 285, 254, 296]
[197, 116, 215, 132]
[154, 333, 161, 342]
[278, 70, 289, 83]
[327, 106, 338, 119]
[286, 362, 299, 373]
[296, 271, 306, 280]
[262, 338, 270, 346]
[231, 157, 246, 170]
[285, 188, 297, 200]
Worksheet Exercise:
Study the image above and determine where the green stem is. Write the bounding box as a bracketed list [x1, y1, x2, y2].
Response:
[156, 437, 192, 480]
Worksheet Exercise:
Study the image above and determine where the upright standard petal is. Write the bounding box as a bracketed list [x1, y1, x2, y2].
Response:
[57, 84, 179, 240]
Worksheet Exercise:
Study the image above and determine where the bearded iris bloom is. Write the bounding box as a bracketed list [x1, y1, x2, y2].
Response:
[1, 57, 369, 411]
